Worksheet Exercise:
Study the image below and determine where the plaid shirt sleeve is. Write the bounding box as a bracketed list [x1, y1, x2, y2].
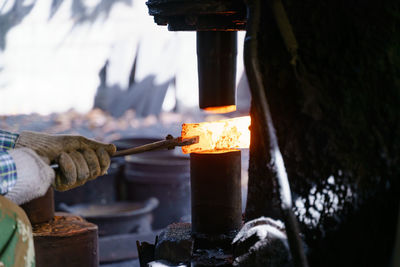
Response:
[0, 130, 19, 195]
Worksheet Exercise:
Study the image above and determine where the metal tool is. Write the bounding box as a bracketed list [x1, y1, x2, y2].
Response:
[113, 135, 199, 157]
[190, 150, 242, 241]
[197, 31, 237, 111]
[50, 135, 199, 169]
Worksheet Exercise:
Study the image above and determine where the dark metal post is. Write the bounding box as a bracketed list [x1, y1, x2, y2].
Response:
[197, 31, 237, 110]
[190, 151, 242, 237]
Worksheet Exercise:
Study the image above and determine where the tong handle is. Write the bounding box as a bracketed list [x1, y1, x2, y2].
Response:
[112, 135, 199, 157]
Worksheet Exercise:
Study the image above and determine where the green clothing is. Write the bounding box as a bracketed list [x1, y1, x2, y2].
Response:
[0, 196, 34, 267]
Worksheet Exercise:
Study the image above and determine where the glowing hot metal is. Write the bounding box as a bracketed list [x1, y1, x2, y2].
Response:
[203, 105, 237, 114]
[181, 116, 251, 154]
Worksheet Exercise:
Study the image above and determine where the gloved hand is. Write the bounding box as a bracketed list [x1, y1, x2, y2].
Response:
[15, 131, 116, 191]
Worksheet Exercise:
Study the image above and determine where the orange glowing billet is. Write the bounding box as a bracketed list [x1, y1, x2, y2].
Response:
[181, 116, 251, 154]
[202, 105, 237, 114]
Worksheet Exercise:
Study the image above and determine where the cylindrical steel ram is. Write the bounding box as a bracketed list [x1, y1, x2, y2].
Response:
[197, 31, 237, 112]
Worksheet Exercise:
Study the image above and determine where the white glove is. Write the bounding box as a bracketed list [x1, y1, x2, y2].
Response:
[4, 148, 55, 205]
[15, 131, 116, 191]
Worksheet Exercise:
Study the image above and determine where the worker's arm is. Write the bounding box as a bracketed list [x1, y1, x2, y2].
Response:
[0, 151, 18, 195]
[0, 130, 55, 204]
[0, 130, 20, 195]
[15, 131, 116, 191]
[0, 131, 36, 267]
[0, 130, 116, 205]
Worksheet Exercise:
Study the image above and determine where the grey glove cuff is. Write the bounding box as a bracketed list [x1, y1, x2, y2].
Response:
[4, 148, 55, 205]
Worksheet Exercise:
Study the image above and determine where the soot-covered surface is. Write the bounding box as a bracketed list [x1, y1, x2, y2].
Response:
[245, 1, 400, 266]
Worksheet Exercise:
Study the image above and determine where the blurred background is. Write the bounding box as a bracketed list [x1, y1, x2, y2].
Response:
[0, 0, 249, 117]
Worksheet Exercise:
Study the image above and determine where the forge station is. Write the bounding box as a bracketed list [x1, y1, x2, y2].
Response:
[1, 0, 399, 267]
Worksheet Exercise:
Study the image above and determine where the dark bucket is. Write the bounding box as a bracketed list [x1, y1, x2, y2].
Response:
[54, 160, 122, 207]
[58, 198, 159, 236]
[124, 153, 190, 229]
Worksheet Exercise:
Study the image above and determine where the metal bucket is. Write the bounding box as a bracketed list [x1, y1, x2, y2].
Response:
[58, 198, 159, 236]
[54, 160, 122, 207]
[124, 153, 190, 229]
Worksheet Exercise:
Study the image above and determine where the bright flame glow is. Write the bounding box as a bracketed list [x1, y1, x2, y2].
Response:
[202, 105, 237, 114]
[181, 116, 251, 154]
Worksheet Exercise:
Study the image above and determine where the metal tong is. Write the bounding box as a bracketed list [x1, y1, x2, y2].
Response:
[112, 135, 199, 157]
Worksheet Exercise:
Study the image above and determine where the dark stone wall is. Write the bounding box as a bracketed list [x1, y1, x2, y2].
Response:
[245, 0, 400, 266]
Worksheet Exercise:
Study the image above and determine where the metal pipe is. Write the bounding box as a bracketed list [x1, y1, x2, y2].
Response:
[197, 31, 237, 112]
[190, 151, 242, 237]
[243, 0, 309, 267]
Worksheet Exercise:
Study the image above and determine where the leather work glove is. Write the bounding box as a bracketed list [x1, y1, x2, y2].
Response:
[15, 131, 116, 191]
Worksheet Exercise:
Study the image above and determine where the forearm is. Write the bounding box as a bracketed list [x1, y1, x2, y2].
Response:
[1, 130, 56, 204]
[0, 151, 17, 195]
[1, 129, 114, 198]
[4, 148, 55, 204]
[0, 130, 19, 151]
[0, 130, 19, 195]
